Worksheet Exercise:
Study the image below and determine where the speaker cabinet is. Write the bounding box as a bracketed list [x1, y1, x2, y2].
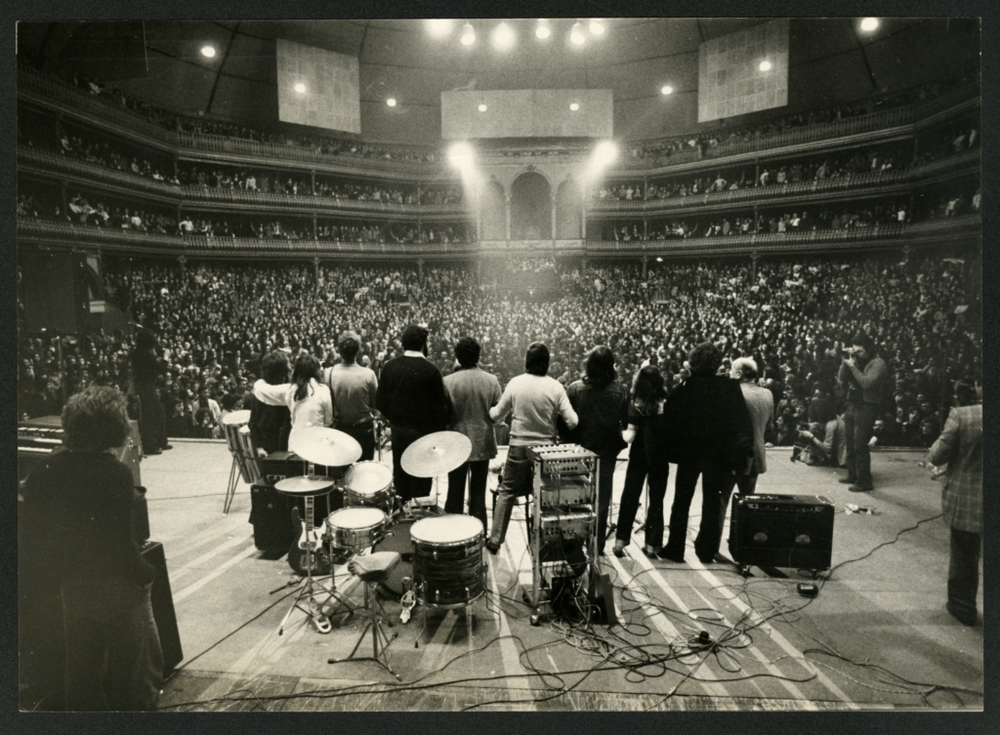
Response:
[142, 541, 184, 676]
[728, 494, 834, 572]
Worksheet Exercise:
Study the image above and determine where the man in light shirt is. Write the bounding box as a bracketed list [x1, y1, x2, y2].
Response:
[485, 342, 578, 555]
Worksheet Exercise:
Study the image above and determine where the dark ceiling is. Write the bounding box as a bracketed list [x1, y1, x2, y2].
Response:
[16, 18, 980, 145]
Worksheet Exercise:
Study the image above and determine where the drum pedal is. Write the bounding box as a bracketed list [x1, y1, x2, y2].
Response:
[399, 589, 416, 624]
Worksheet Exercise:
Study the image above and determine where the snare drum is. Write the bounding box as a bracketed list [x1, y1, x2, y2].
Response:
[410, 514, 485, 608]
[343, 461, 394, 510]
[326, 506, 387, 551]
[237, 425, 264, 485]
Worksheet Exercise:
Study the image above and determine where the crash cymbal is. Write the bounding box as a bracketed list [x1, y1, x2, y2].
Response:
[221, 409, 251, 425]
[274, 474, 337, 496]
[289, 426, 362, 467]
[400, 431, 472, 478]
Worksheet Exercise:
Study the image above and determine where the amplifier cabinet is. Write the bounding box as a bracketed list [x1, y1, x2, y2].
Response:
[728, 494, 834, 572]
[142, 541, 184, 677]
[261, 450, 344, 485]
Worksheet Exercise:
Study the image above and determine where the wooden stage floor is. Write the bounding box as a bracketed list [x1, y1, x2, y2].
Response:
[109, 440, 983, 712]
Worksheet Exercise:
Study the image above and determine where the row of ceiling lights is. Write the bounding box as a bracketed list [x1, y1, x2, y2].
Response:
[202, 18, 882, 107]
[427, 19, 606, 49]
[197, 18, 881, 60]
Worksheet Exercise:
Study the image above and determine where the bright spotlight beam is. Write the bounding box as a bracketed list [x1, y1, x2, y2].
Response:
[448, 142, 475, 170]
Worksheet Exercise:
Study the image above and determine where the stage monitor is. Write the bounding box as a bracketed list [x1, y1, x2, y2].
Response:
[698, 19, 789, 122]
[442, 89, 613, 139]
[276, 38, 361, 134]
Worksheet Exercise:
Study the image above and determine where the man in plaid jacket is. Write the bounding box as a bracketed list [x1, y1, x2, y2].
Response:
[927, 381, 982, 626]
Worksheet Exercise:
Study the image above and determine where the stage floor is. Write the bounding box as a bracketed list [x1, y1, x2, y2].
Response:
[132, 440, 981, 712]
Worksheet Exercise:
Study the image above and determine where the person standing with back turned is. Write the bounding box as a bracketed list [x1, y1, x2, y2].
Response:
[443, 336, 502, 532]
[927, 380, 982, 626]
[376, 324, 449, 503]
[486, 342, 578, 555]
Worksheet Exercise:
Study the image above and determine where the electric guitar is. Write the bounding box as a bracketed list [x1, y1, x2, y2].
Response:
[288, 496, 332, 576]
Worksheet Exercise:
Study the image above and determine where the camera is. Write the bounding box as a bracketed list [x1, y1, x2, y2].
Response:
[841, 348, 856, 359]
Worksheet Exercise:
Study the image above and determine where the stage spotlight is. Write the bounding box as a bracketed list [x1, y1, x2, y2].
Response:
[536, 19, 551, 39]
[571, 22, 586, 45]
[660, 84, 674, 95]
[478, 103, 488, 112]
[759, 60, 772, 72]
[860, 17, 880, 32]
[461, 23, 476, 46]
[656, 256, 663, 262]
[426, 19, 455, 39]
[386, 98, 397, 107]
[294, 82, 306, 94]
[570, 102, 580, 111]
[493, 21, 516, 51]
[448, 142, 474, 169]
[589, 19, 605, 36]
[594, 141, 617, 166]
[201, 45, 216, 58]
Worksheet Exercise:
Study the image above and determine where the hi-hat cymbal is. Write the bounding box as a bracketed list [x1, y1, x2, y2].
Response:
[290, 426, 362, 467]
[274, 474, 336, 496]
[221, 409, 251, 425]
[400, 431, 472, 478]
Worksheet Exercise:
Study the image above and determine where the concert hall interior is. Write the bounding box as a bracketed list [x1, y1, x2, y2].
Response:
[15, 16, 984, 714]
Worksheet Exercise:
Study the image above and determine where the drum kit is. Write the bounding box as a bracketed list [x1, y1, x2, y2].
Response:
[270, 426, 486, 637]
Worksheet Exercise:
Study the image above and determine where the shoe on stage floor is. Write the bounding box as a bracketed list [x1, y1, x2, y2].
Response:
[848, 484, 873, 493]
[485, 541, 500, 555]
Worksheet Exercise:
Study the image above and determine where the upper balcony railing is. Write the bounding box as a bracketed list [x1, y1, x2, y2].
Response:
[619, 81, 980, 171]
[18, 213, 979, 260]
[20, 65, 980, 183]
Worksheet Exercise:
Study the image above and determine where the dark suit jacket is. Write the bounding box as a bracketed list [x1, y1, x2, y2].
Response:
[661, 374, 754, 470]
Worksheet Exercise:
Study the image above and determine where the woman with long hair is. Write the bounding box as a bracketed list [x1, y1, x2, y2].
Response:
[285, 353, 332, 450]
[613, 366, 669, 558]
[565, 345, 629, 555]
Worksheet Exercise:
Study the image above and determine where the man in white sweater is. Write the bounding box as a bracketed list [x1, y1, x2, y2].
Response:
[485, 342, 578, 554]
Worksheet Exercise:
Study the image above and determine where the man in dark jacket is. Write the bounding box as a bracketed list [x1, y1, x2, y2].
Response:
[658, 342, 754, 564]
[376, 324, 449, 501]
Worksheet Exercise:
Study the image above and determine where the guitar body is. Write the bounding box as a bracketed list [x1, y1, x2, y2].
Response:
[288, 506, 332, 576]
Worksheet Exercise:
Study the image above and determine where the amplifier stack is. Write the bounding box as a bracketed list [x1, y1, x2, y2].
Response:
[728, 494, 835, 577]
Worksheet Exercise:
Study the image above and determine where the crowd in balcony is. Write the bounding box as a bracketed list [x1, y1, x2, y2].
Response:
[17, 250, 980, 453]
[628, 69, 978, 163]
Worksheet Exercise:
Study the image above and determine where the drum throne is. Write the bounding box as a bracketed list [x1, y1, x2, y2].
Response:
[328, 551, 402, 680]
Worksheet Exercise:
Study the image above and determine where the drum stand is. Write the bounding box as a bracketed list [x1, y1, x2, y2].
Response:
[223, 454, 240, 515]
[277, 492, 356, 635]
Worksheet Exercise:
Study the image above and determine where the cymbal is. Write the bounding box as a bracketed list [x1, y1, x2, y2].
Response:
[274, 474, 336, 496]
[400, 431, 472, 478]
[289, 426, 362, 467]
[221, 409, 251, 425]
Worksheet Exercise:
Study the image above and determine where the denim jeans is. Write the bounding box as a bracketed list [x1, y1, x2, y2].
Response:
[844, 403, 877, 489]
[489, 445, 534, 546]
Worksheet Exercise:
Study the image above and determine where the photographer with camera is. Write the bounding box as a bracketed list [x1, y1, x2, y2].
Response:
[836, 332, 888, 493]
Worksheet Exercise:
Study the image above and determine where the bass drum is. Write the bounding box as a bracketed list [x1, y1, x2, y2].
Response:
[370, 518, 414, 600]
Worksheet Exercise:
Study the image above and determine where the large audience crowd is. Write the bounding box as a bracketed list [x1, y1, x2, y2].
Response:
[17, 252, 980, 452]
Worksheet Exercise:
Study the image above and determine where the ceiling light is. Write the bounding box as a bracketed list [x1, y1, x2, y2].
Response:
[536, 19, 551, 40]
[426, 19, 455, 39]
[492, 21, 516, 51]
[294, 82, 306, 94]
[660, 84, 674, 95]
[386, 98, 397, 107]
[759, 60, 772, 72]
[589, 19, 605, 36]
[570, 102, 580, 111]
[571, 22, 586, 45]
[860, 17, 880, 32]
[460, 23, 476, 46]
[200, 45, 216, 58]
[656, 256, 663, 262]
[478, 103, 488, 112]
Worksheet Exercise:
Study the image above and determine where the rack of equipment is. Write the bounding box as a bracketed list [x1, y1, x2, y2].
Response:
[525, 444, 598, 621]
